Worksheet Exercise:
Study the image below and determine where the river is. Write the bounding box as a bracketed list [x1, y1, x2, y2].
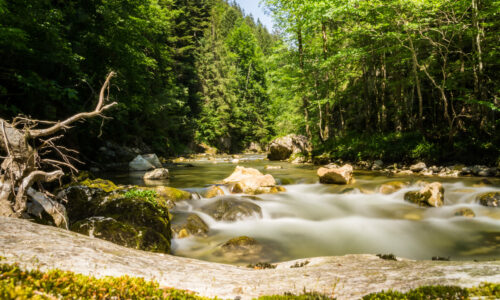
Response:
[102, 155, 500, 265]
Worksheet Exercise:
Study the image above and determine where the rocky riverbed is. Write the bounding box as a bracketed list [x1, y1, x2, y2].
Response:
[1, 217, 499, 299]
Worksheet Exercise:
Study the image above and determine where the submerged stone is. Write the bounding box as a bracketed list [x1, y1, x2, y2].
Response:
[172, 214, 209, 238]
[201, 197, 262, 221]
[379, 181, 408, 195]
[220, 236, 263, 255]
[454, 208, 476, 218]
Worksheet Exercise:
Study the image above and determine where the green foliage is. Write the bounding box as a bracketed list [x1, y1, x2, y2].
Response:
[263, 0, 499, 164]
[124, 188, 163, 213]
[0, 263, 207, 299]
[468, 282, 500, 299]
[194, 1, 275, 152]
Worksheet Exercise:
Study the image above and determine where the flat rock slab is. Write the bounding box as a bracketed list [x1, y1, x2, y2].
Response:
[1, 217, 499, 299]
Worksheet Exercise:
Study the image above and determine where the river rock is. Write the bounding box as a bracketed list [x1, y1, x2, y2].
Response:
[312, 153, 331, 165]
[379, 181, 408, 195]
[142, 154, 163, 168]
[172, 214, 209, 238]
[246, 142, 262, 153]
[201, 197, 262, 221]
[222, 166, 281, 195]
[471, 165, 495, 177]
[265, 165, 283, 170]
[129, 155, 155, 171]
[154, 186, 191, 208]
[59, 178, 172, 253]
[143, 168, 169, 180]
[317, 164, 354, 185]
[397, 170, 414, 176]
[205, 185, 225, 198]
[404, 182, 444, 207]
[267, 134, 311, 161]
[410, 162, 427, 172]
[220, 236, 263, 255]
[372, 160, 384, 171]
[476, 192, 499, 207]
[454, 208, 475, 218]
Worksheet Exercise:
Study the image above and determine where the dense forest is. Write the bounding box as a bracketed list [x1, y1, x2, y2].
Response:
[0, 0, 499, 165]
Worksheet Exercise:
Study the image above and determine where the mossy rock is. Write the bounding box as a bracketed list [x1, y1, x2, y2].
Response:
[253, 186, 286, 195]
[61, 178, 172, 253]
[404, 191, 429, 207]
[71, 217, 142, 249]
[172, 213, 209, 238]
[404, 183, 444, 207]
[71, 217, 170, 252]
[154, 186, 191, 208]
[60, 184, 110, 222]
[201, 197, 262, 221]
[79, 178, 120, 193]
[312, 153, 331, 165]
[288, 152, 307, 163]
[454, 208, 475, 218]
[476, 192, 500, 207]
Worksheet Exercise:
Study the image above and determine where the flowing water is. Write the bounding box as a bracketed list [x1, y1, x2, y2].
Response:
[103, 155, 500, 265]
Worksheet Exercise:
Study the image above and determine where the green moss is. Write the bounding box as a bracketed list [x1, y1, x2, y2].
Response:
[0, 263, 498, 300]
[476, 192, 500, 207]
[155, 186, 192, 204]
[0, 264, 207, 299]
[79, 178, 120, 193]
[468, 282, 500, 298]
[258, 289, 334, 300]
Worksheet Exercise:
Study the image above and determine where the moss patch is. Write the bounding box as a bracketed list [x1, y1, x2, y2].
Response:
[78, 178, 120, 193]
[0, 263, 207, 299]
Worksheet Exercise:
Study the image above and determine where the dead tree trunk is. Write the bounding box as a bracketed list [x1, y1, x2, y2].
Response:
[0, 72, 117, 226]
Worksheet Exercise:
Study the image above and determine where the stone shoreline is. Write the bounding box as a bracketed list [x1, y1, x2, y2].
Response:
[1, 217, 499, 299]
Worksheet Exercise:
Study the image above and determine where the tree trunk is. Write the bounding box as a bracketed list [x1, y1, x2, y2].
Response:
[408, 37, 424, 130]
[297, 25, 311, 140]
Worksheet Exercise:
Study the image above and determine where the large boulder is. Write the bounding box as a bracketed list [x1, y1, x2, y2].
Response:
[59, 178, 172, 253]
[404, 182, 444, 207]
[317, 164, 354, 185]
[144, 168, 169, 180]
[201, 197, 262, 221]
[142, 154, 163, 168]
[129, 155, 155, 171]
[222, 166, 285, 195]
[476, 192, 499, 207]
[268, 134, 311, 161]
